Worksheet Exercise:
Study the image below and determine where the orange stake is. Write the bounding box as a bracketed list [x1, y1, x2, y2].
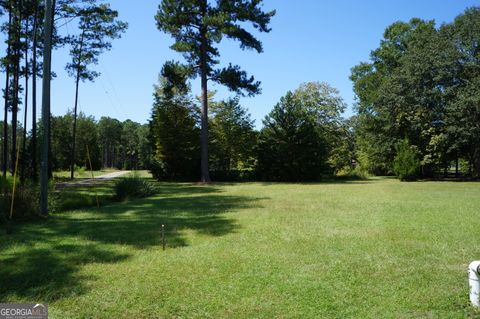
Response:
[10, 142, 21, 219]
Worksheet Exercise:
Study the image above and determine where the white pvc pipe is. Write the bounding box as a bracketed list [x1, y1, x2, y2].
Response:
[469, 261, 480, 308]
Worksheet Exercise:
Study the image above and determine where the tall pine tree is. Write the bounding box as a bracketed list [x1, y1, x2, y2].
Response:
[65, 2, 127, 179]
[155, 0, 275, 182]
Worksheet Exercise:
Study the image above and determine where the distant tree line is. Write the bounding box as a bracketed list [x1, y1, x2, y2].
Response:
[50, 113, 152, 172]
[1, 113, 151, 177]
[351, 7, 480, 179]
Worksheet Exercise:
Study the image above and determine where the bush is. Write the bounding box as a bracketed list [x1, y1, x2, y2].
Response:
[149, 160, 167, 180]
[149, 159, 200, 181]
[394, 139, 421, 181]
[210, 169, 257, 182]
[113, 175, 158, 201]
[0, 179, 58, 223]
[335, 167, 370, 180]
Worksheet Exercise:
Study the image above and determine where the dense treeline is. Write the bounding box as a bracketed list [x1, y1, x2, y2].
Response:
[351, 7, 480, 179]
[150, 78, 352, 182]
[51, 113, 151, 172]
[151, 6, 480, 182]
[2, 113, 152, 177]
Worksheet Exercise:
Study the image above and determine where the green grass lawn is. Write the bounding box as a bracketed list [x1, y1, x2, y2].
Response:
[1, 178, 480, 318]
[127, 170, 152, 178]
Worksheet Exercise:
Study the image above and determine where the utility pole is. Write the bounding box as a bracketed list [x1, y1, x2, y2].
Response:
[40, 0, 53, 215]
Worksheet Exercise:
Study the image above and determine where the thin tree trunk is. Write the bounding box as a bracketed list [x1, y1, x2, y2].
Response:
[21, 18, 29, 183]
[469, 154, 473, 177]
[70, 32, 84, 180]
[40, 0, 54, 215]
[3, 9, 12, 177]
[70, 73, 80, 179]
[474, 148, 480, 179]
[48, 0, 56, 180]
[70, 67, 81, 179]
[199, 0, 210, 183]
[31, 1, 38, 180]
[11, 15, 20, 176]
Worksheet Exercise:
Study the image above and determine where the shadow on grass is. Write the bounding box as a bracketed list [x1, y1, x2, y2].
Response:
[0, 244, 129, 302]
[54, 192, 254, 248]
[0, 183, 260, 302]
[256, 179, 375, 186]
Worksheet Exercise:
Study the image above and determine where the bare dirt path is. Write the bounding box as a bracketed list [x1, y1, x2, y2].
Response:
[94, 171, 131, 180]
[56, 170, 131, 189]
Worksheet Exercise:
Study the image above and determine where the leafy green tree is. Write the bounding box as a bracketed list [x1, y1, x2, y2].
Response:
[51, 113, 73, 171]
[292, 82, 346, 162]
[150, 74, 200, 180]
[442, 7, 480, 177]
[51, 111, 101, 171]
[328, 117, 357, 175]
[120, 120, 142, 170]
[116, 120, 152, 170]
[137, 124, 153, 170]
[351, 17, 460, 176]
[155, 0, 275, 182]
[293, 82, 346, 126]
[394, 139, 420, 181]
[257, 92, 327, 182]
[209, 97, 256, 179]
[65, 2, 127, 179]
[98, 116, 122, 168]
[76, 112, 101, 170]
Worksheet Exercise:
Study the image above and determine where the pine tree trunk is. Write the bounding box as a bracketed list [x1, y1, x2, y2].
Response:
[11, 0, 23, 177]
[48, 0, 56, 180]
[40, 0, 53, 215]
[21, 19, 30, 183]
[11, 27, 20, 176]
[70, 71, 81, 179]
[469, 154, 473, 177]
[199, 0, 211, 183]
[31, 2, 38, 180]
[3, 9, 12, 177]
[474, 148, 480, 179]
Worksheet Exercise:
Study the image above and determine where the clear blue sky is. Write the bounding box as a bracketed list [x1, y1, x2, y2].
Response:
[5, 0, 480, 129]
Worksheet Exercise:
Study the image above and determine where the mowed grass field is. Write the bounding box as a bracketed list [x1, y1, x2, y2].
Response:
[1, 178, 480, 318]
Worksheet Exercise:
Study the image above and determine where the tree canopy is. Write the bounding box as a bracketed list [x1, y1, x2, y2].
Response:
[351, 7, 480, 178]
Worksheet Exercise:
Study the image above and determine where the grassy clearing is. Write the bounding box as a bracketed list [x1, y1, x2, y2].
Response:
[56, 181, 116, 211]
[1, 178, 480, 318]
